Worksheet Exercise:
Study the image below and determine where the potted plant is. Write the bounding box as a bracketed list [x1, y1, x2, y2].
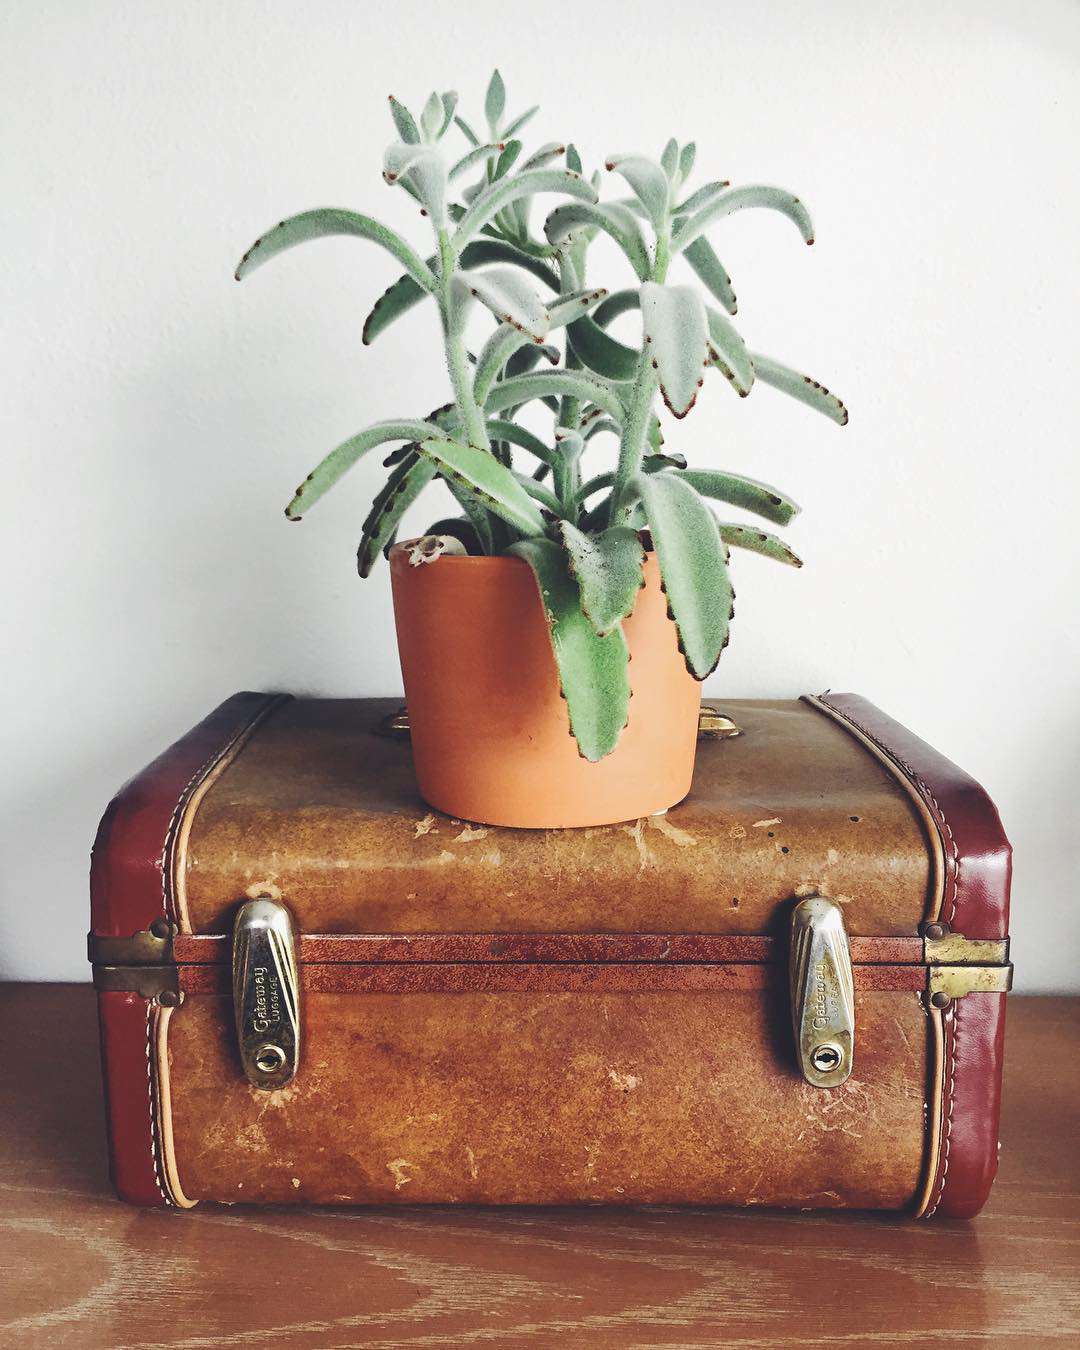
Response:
[235, 72, 847, 828]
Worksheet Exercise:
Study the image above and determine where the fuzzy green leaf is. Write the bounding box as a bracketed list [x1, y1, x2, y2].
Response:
[706, 306, 753, 394]
[235, 209, 437, 293]
[455, 266, 550, 342]
[285, 419, 441, 520]
[439, 91, 459, 137]
[565, 143, 583, 174]
[521, 141, 566, 171]
[678, 142, 697, 186]
[718, 522, 803, 567]
[485, 420, 557, 467]
[641, 282, 710, 418]
[544, 201, 651, 280]
[449, 142, 504, 181]
[677, 469, 799, 525]
[508, 538, 631, 762]
[453, 168, 597, 250]
[418, 438, 547, 535]
[682, 236, 737, 314]
[502, 104, 539, 139]
[673, 184, 814, 254]
[383, 142, 448, 225]
[605, 153, 670, 229]
[485, 70, 506, 130]
[750, 353, 849, 425]
[473, 287, 607, 403]
[357, 454, 438, 576]
[566, 314, 639, 381]
[362, 239, 557, 344]
[420, 92, 444, 142]
[660, 138, 679, 178]
[630, 470, 733, 678]
[674, 180, 730, 216]
[557, 522, 645, 636]
[594, 288, 642, 327]
[484, 369, 625, 423]
[454, 114, 480, 147]
[388, 96, 420, 144]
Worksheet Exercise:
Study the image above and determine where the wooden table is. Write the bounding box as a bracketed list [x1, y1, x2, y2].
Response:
[1, 987, 1076, 1347]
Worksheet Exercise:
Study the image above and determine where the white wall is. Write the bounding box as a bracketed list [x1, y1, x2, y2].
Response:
[4, 0, 1078, 987]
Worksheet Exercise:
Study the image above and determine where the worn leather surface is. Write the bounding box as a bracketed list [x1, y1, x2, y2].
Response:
[90, 692, 1011, 1215]
[168, 988, 930, 1208]
[181, 698, 934, 937]
[90, 692, 288, 937]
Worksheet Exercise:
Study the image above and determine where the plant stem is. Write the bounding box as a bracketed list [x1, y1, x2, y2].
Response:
[436, 229, 490, 452]
[608, 217, 670, 523]
[608, 355, 658, 523]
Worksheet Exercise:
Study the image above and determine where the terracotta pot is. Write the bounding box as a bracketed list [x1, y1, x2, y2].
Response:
[389, 543, 701, 828]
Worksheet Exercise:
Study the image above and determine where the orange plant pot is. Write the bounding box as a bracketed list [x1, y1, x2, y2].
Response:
[389, 544, 702, 828]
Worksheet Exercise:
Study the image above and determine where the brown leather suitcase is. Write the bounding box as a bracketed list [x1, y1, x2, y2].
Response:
[89, 692, 1012, 1216]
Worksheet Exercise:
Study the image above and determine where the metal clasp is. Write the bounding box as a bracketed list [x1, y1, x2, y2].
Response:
[789, 895, 855, 1088]
[232, 898, 301, 1090]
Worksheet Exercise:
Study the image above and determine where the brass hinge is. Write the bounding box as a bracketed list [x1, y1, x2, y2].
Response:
[923, 930, 1013, 1004]
[88, 922, 179, 1001]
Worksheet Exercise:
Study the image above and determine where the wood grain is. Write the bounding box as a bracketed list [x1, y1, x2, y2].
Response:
[0, 986, 1077, 1348]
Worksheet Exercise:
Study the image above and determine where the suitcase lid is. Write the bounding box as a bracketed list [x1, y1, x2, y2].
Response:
[91, 690, 1011, 947]
[170, 694, 938, 940]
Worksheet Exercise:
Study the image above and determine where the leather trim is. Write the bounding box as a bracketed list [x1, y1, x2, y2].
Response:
[172, 931, 926, 966]
[178, 961, 928, 996]
[807, 694, 1011, 938]
[805, 695, 944, 927]
[153, 1003, 195, 1208]
[90, 692, 291, 939]
[924, 992, 1007, 1218]
[95, 991, 169, 1207]
[91, 693, 289, 1210]
[808, 693, 1011, 1221]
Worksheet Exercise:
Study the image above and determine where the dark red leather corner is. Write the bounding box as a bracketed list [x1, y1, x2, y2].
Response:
[91, 692, 289, 1207]
[812, 693, 1012, 1220]
[96, 991, 168, 1207]
[813, 693, 1012, 940]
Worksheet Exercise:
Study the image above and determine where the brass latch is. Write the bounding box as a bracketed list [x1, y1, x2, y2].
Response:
[232, 898, 301, 1090]
[923, 929, 1013, 1004]
[789, 896, 855, 1089]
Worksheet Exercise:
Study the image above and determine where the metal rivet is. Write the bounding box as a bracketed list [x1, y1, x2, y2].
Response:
[150, 917, 173, 940]
[930, 991, 952, 1010]
[923, 922, 949, 940]
[158, 990, 180, 1007]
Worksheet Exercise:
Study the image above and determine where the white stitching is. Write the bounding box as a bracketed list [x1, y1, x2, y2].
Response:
[158, 695, 287, 924]
[925, 1001, 960, 1217]
[816, 695, 962, 925]
[145, 1001, 171, 1206]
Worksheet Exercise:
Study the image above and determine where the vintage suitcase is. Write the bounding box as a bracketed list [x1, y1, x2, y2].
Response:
[89, 692, 1012, 1216]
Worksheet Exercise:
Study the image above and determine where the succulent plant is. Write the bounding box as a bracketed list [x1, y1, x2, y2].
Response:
[236, 72, 847, 761]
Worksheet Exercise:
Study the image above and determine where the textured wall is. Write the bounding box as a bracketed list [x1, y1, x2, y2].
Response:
[4, 0, 1078, 985]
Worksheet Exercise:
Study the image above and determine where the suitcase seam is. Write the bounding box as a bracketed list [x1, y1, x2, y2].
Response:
[925, 1001, 959, 1216]
[145, 1001, 170, 1205]
[160, 693, 289, 926]
[815, 694, 961, 926]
